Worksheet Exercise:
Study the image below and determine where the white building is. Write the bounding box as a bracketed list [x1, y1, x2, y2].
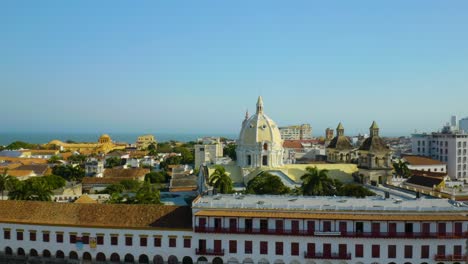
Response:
[236, 97, 284, 168]
[194, 138, 223, 168]
[279, 124, 312, 140]
[401, 155, 447, 173]
[459, 117, 468, 133]
[84, 158, 104, 177]
[1, 194, 467, 264]
[412, 128, 468, 182]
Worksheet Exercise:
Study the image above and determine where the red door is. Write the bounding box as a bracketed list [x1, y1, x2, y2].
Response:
[214, 240, 222, 253]
[275, 220, 284, 233]
[372, 223, 380, 236]
[199, 218, 206, 230]
[438, 223, 446, 236]
[323, 221, 331, 232]
[323, 243, 331, 257]
[454, 222, 462, 236]
[307, 221, 315, 234]
[229, 218, 237, 232]
[422, 223, 430, 235]
[307, 243, 315, 257]
[339, 222, 347, 234]
[291, 220, 299, 234]
[388, 223, 397, 236]
[339, 244, 347, 257]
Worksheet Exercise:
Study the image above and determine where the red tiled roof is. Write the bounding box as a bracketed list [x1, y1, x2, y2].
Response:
[403, 155, 445, 166]
[0, 200, 192, 230]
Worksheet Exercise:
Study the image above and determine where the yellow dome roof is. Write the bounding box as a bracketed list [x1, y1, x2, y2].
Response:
[100, 134, 111, 139]
[238, 96, 283, 146]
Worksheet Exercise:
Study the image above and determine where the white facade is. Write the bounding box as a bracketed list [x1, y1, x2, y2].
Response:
[412, 131, 468, 181]
[1, 195, 468, 264]
[195, 138, 223, 168]
[84, 159, 104, 177]
[279, 124, 312, 140]
[236, 97, 284, 168]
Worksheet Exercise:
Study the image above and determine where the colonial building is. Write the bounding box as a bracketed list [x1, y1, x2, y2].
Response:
[236, 97, 284, 168]
[326, 123, 354, 163]
[136, 135, 157, 150]
[357, 121, 392, 184]
[279, 124, 312, 140]
[1, 194, 467, 264]
[47, 134, 126, 154]
[194, 137, 224, 168]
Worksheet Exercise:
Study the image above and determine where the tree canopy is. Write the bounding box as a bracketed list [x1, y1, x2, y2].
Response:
[8, 178, 53, 201]
[246, 172, 290, 195]
[209, 165, 233, 194]
[145, 171, 167, 184]
[223, 143, 237, 161]
[52, 165, 85, 182]
[105, 157, 123, 168]
[393, 160, 412, 178]
[6, 141, 38, 150]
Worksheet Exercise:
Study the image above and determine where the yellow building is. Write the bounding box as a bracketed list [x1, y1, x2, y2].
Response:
[136, 134, 157, 150]
[47, 134, 125, 154]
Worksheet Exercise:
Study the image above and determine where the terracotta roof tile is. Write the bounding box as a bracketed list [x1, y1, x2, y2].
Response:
[0, 200, 192, 230]
[103, 168, 149, 178]
[403, 155, 446, 166]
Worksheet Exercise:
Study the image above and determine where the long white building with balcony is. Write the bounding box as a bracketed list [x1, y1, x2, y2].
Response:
[0, 194, 467, 264]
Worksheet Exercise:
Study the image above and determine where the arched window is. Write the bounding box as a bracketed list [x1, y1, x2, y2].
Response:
[43, 250, 51, 258]
[213, 257, 224, 264]
[96, 252, 106, 262]
[69, 251, 78, 259]
[29, 249, 38, 257]
[5, 247, 13, 255]
[17, 248, 25, 256]
[56, 250, 65, 259]
[183, 256, 194, 264]
[153, 255, 164, 264]
[168, 256, 179, 264]
[263, 143, 268, 151]
[110, 253, 120, 263]
[83, 252, 92, 260]
[139, 254, 149, 264]
[124, 254, 135, 263]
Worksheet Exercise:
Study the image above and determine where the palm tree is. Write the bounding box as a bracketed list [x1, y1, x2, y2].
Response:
[300, 167, 336, 196]
[209, 166, 233, 194]
[0, 169, 13, 200]
[393, 160, 411, 178]
[8, 179, 52, 201]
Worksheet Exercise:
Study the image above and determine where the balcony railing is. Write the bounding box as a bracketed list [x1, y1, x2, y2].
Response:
[194, 227, 467, 239]
[195, 249, 225, 256]
[434, 254, 468, 261]
[304, 252, 352, 260]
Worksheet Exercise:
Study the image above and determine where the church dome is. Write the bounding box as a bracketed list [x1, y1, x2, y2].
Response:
[238, 96, 282, 146]
[236, 96, 284, 168]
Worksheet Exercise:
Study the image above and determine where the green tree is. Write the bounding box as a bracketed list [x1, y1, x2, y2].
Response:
[209, 165, 233, 194]
[133, 180, 161, 204]
[68, 154, 87, 165]
[145, 172, 166, 183]
[0, 169, 14, 200]
[6, 141, 37, 150]
[300, 167, 337, 196]
[8, 179, 53, 201]
[246, 172, 290, 195]
[105, 157, 122, 168]
[39, 175, 66, 190]
[393, 160, 412, 178]
[173, 146, 194, 164]
[47, 155, 61, 164]
[52, 165, 85, 182]
[120, 179, 141, 191]
[160, 155, 183, 171]
[337, 184, 376, 198]
[157, 142, 173, 153]
[223, 143, 237, 161]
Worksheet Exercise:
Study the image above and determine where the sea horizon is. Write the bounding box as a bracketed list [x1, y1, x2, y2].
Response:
[0, 132, 239, 146]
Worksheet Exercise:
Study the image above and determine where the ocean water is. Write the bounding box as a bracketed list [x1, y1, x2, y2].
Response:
[0, 132, 238, 146]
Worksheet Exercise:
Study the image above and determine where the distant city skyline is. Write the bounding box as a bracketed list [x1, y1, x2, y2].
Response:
[1, 1, 468, 136]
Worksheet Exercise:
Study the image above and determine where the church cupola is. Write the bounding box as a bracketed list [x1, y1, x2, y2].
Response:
[256, 96, 264, 114]
[336, 122, 345, 136]
[370, 121, 379, 137]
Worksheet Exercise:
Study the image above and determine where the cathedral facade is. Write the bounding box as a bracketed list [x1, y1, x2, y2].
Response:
[236, 97, 284, 168]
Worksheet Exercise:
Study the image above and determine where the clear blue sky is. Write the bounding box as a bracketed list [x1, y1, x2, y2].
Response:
[1, 1, 468, 136]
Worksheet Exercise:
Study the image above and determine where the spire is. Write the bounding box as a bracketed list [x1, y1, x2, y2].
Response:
[336, 122, 344, 136]
[256, 96, 264, 114]
[370, 121, 379, 137]
[245, 109, 249, 120]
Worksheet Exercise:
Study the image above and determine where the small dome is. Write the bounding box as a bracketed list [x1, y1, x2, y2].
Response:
[100, 134, 110, 139]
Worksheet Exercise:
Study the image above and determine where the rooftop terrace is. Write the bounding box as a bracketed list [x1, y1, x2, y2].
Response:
[193, 194, 468, 213]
